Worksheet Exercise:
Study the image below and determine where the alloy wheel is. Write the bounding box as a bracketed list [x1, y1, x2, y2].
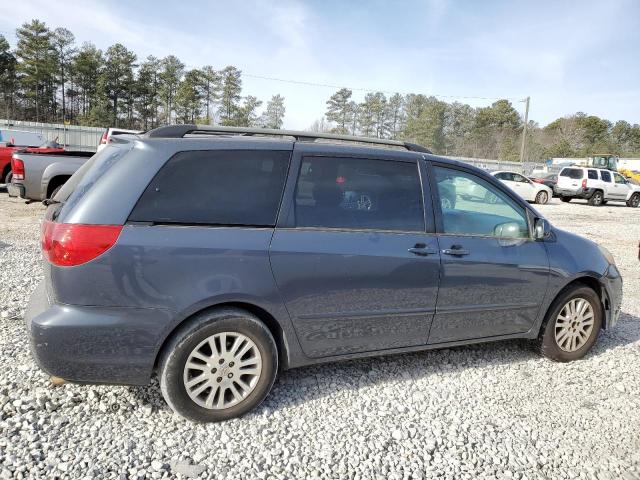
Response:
[554, 298, 595, 352]
[183, 332, 262, 409]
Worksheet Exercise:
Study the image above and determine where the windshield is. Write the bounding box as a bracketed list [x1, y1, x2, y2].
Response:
[591, 156, 617, 170]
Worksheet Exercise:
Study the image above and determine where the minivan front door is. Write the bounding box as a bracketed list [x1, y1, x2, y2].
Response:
[270, 153, 440, 358]
[429, 165, 550, 344]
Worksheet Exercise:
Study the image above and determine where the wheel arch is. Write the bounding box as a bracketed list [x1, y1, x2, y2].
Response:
[153, 301, 291, 374]
[45, 175, 71, 199]
[540, 276, 608, 334]
[1, 162, 11, 182]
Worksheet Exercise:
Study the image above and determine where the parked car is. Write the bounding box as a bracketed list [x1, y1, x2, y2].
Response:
[97, 127, 143, 152]
[529, 173, 558, 196]
[8, 149, 94, 201]
[1, 139, 65, 185]
[556, 167, 640, 207]
[491, 170, 552, 204]
[26, 125, 623, 422]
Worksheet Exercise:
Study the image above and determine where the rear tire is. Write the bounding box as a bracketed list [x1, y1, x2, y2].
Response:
[588, 190, 604, 206]
[560, 197, 571, 203]
[3, 171, 12, 185]
[49, 185, 63, 200]
[535, 190, 549, 204]
[159, 308, 278, 422]
[627, 193, 640, 208]
[536, 284, 602, 362]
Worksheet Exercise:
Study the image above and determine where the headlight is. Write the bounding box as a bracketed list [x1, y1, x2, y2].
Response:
[598, 245, 617, 266]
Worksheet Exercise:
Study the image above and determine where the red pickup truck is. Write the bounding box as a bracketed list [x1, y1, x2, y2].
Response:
[1, 141, 66, 184]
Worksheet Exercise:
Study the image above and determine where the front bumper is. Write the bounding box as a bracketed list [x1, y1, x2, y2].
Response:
[25, 281, 174, 385]
[601, 265, 623, 329]
[7, 182, 24, 198]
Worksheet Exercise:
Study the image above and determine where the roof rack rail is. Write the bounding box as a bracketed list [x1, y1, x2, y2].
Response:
[143, 124, 431, 154]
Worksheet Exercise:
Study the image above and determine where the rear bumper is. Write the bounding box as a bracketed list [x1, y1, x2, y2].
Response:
[556, 187, 595, 199]
[25, 281, 174, 385]
[601, 265, 623, 329]
[7, 182, 24, 198]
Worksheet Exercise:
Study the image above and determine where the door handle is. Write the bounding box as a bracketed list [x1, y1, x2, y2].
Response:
[408, 243, 437, 256]
[442, 245, 470, 256]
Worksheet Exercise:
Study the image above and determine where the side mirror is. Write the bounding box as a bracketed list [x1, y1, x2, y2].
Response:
[493, 221, 524, 239]
[534, 218, 549, 240]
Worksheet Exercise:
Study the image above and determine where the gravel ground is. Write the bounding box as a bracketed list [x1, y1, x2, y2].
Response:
[0, 191, 639, 480]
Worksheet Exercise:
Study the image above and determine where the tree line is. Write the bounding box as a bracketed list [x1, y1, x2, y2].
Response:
[1, 19, 639, 161]
[0, 19, 286, 130]
[318, 90, 640, 161]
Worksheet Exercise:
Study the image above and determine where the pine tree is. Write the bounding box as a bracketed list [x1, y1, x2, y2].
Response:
[71, 42, 102, 119]
[175, 69, 202, 123]
[218, 66, 242, 125]
[16, 19, 56, 121]
[0, 35, 17, 119]
[325, 88, 352, 133]
[100, 43, 136, 126]
[159, 55, 184, 123]
[234, 95, 262, 127]
[260, 94, 285, 128]
[200, 66, 219, 125]
[386, 93, 404, 139]
[52, 27, 76, 122]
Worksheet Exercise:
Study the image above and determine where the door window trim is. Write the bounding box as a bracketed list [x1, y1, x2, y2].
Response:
[276, 151, 431, 234]
[426, 161, 534, 240]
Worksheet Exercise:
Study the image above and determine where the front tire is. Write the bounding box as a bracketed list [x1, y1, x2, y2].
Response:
[536, 284, 602, 362]
[535, 190, 549, 204]
[159, 308, 278, 422]
[627, 193, 640, 208]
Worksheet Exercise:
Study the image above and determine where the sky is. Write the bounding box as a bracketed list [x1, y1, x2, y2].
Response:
[1, 0, 639, 130]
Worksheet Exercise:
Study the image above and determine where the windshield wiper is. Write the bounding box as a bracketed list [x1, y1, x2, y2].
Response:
[42, 199, 62, 206]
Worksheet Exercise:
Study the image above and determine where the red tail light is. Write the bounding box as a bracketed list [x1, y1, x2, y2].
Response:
[100, 131, 108, 144]
[533, 178, 543, 183]
[11, 157, 25, 180]
[582, 179, 587, 189]
[41, 221, 122, 266]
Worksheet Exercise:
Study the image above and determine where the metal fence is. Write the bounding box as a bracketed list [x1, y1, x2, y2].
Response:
[443, 156, 542, 175]
[0, 119, 102, 152]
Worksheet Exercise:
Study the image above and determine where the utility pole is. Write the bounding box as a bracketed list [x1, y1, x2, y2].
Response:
[519, 96, 530, 163]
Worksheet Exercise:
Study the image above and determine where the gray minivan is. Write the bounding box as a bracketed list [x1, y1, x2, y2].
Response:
[26, 125, 623, 422]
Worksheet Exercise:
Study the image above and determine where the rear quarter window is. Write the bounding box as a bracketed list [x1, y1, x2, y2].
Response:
[587, 169, 598, 180]
[129, 150, 291, 226]
[560, 168, 583, 179]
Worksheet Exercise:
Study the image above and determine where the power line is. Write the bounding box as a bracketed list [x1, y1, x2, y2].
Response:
[241, 72, 522, 102]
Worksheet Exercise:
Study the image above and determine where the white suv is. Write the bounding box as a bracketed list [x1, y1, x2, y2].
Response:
[556, 167, 640, 207]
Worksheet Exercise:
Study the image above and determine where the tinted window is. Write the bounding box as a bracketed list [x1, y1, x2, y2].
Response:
[434, 167, 529, 238]
[512, 173, 528, 183]
[600, 170, 612, 182]
[560, 168, 583, 179]
[129, 150, 290, 226]
[588, 169, 598, 180]
[495, 172, 512, 181]
[294, 157, 424, 232]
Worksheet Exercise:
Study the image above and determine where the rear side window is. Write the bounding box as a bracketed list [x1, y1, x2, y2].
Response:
[294, 156, 424, 232]
[129, 150, 290, 226]
[600, 171, 612, 182]
[587, 169, 598, 180]
[560, 168, 583, 179]
[494, 172, 512, 181]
